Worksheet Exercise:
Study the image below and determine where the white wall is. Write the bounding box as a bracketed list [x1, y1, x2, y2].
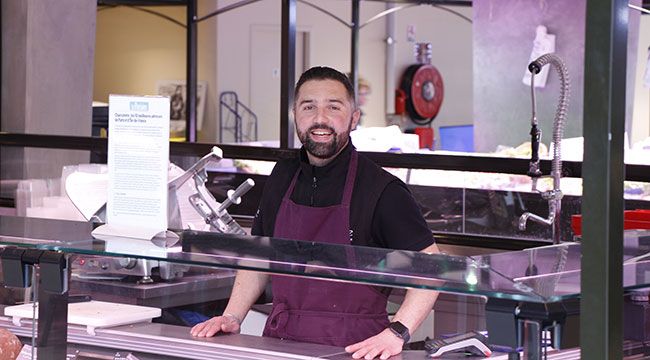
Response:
[94, 2, 218, 142]
[216, 1, 472, 143]
[632, 15, 650, 145]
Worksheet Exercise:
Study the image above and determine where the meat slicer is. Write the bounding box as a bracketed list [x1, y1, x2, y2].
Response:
[69, 147, 254, 282]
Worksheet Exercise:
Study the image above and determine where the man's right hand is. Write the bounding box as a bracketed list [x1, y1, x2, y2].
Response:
[190, 315, 241, 337]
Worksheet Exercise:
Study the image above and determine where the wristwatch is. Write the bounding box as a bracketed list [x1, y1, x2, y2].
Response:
[388, 321, 410, 343]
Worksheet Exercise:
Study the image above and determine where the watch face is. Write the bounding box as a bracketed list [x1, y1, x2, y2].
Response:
[389, 321, 410, 341]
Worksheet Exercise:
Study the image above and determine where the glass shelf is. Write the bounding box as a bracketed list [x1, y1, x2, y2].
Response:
[2, 216, 650, 304]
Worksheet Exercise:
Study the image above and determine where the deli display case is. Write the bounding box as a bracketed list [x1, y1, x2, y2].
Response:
[1, 216, 650, 359]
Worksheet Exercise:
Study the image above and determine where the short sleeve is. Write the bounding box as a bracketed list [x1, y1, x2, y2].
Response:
[371, 181, 434, 251]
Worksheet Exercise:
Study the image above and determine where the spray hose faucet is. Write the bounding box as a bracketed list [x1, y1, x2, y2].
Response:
[518, 53, 570, 244]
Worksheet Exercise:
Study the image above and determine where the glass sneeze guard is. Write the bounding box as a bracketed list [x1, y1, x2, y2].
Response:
[3, 216, 650, 304]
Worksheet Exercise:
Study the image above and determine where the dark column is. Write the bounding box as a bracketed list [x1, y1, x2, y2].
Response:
[580, 0, 627, 358]
[186, 0, 198, 142]
[350, 0, 360, 101]
[280, 0, 296, 149]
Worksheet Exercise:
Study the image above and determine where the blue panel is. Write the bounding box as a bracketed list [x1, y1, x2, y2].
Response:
[439, 125, 474, 152]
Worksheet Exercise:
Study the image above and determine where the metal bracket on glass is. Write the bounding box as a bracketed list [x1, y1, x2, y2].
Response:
[0, 247, 70, 360]
[486, 298, 580, 358]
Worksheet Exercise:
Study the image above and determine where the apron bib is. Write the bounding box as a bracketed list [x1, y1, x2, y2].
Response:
[262, 150, 389, 346]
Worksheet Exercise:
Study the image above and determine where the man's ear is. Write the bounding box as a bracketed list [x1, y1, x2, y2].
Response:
[351, 108, 361, 130]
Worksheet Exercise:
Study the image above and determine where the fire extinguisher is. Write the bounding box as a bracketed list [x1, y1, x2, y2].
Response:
[395, 89, 406, 115]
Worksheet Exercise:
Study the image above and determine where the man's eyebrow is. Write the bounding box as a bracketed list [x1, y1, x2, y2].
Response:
[298, 99, 314, 106]
[297, 98, 346, 106]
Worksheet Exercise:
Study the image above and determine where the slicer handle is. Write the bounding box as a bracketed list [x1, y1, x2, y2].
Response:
[217, 178, 255, 213]
[228, 178, 255, 205]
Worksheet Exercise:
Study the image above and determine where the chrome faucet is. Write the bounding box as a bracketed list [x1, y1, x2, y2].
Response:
[518, 53, 570, 244]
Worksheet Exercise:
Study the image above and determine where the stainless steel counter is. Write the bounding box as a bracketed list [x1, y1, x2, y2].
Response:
[0, 317, 431, 359]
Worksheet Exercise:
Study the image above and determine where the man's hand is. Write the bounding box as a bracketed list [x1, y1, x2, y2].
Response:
[190, 314, 241, 337]
[344, 328, 404, 360]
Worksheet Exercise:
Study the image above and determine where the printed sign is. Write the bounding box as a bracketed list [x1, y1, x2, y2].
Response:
[93, 95, 170, 240]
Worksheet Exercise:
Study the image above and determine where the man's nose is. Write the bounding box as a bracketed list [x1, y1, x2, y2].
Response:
[314, 108, 329, 123]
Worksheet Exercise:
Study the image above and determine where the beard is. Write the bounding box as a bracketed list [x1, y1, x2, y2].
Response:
[298, 124, 349, 159]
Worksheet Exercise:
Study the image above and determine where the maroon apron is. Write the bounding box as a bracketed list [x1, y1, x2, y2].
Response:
[262, 150, 389, 346]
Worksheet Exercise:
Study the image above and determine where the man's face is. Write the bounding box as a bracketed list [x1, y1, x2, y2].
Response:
[294, 79, 360, 161]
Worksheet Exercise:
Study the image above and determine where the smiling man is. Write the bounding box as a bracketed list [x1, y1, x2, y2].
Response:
[191, 67, 439, 360]
[294, 74, 358, 165]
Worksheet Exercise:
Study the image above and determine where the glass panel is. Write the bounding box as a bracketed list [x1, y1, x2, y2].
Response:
[57, 235, 535, 302]
[472, 230, 650, 302]
[4, 216, 650, 304]
[0, 216, 531, 302]
[0, 147, 93, 220]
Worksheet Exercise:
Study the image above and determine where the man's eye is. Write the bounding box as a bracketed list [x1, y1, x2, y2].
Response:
[302, 105, 314, 111]
[329, 105, 341, 111]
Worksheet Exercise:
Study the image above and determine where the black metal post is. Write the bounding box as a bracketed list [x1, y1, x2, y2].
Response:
[280, 0, 296, 149]
[36, 252, 69, 360]
[580, 0, 627, 358]
[235, 98, 241, 142]
[1, 2, 3, 131]
[351, 0, 360, 102]
[186, 0, 198, 142]
[0, 248, 69, 359]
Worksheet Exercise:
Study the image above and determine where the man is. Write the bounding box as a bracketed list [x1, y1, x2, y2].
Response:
[191, 66, 439, 360]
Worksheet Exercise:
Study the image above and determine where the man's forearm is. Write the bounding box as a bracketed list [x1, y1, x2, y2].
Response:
[223, 270, 269, 321]
[391, 288, 438, 334]
[392, 243, 440, 333]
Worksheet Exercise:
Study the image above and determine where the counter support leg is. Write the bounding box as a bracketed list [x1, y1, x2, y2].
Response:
[36, 252, 69, 360]
[522, 319, 542, 360]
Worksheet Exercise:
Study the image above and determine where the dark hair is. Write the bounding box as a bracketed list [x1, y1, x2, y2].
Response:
[294, 66, 355, 104]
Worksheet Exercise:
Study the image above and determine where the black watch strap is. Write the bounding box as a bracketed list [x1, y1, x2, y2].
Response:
[388, 321, 410, 343]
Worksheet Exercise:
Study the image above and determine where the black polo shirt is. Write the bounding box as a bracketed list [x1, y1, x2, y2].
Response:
[251, 142, 434, 252]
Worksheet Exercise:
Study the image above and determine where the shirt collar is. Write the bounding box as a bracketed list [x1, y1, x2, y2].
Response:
[299, 140, 354, 178]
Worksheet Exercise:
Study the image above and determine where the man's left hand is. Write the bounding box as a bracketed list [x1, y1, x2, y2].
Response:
[344, 328, 404, 360]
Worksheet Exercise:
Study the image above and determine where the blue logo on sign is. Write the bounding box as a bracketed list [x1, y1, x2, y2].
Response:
[130, 101, 149, 111]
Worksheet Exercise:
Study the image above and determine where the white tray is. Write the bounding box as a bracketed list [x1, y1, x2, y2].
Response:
[4, 300, 161, 335]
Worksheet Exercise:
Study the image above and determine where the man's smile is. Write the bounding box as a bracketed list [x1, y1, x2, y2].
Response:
[309, 128, 335, 141]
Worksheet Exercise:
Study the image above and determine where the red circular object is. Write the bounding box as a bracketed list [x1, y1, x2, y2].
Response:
[410, 64, 444, 120]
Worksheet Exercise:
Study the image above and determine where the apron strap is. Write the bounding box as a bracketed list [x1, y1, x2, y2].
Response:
[340, 149, 358, 207]
[282, 168, 301, 202]
[282, 148, 359, 206]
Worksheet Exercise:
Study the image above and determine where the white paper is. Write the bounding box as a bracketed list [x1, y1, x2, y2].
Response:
[523, 25, 556, 88]
[643, 48, 650, 88]
[65, 171, 108, 220]
[95, 95, 170, 240]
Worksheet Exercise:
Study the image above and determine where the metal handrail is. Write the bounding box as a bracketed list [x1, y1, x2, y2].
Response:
[219, 92, 258, 143]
